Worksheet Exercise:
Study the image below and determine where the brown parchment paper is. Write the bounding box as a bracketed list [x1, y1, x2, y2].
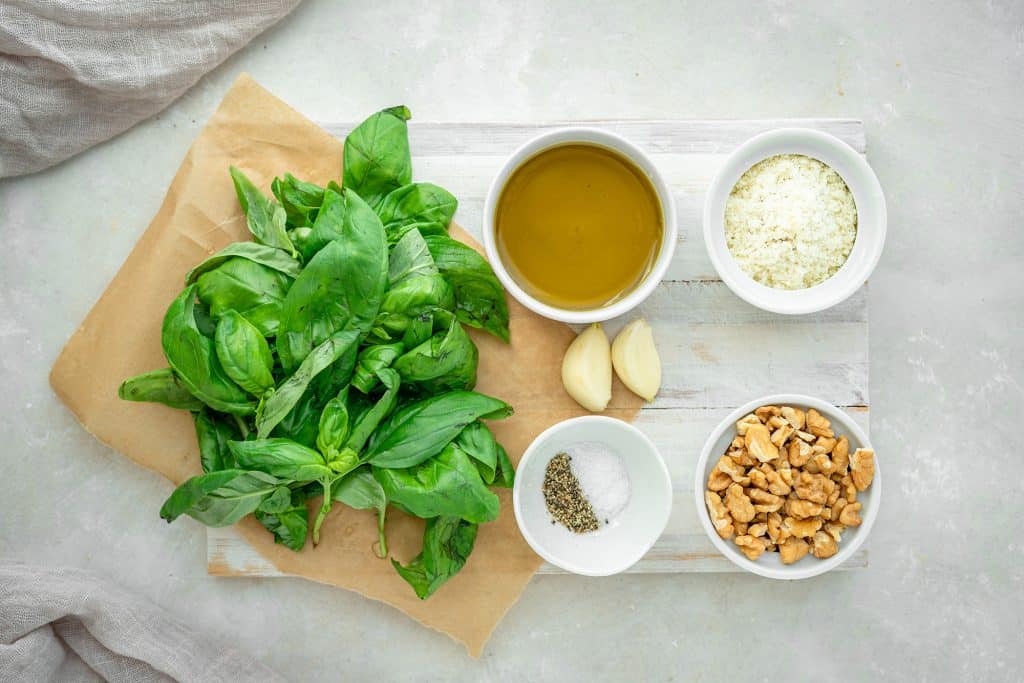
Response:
[49, 73, 642, 656]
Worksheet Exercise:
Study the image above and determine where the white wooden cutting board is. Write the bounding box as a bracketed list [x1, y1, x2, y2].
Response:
[207, 119, 870, 575]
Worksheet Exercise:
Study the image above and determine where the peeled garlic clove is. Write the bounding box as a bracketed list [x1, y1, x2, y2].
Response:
[611, 318, 661, 402]
[561, 323, 612, 412]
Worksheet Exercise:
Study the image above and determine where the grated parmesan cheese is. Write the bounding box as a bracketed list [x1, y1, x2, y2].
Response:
[724, 154, 858, 290]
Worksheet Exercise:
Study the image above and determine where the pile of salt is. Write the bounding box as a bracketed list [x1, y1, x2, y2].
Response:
[567, 442, 631, 524]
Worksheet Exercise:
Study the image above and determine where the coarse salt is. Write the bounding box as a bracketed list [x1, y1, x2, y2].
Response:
[567, 442, 631, 524]
[724, 153, 857, 290]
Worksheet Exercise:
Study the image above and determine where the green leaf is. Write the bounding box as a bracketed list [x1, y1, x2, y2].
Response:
[118, 368, 203, 411]
[351, 342, 404, 394]
[424, 235, 510, 343]
[455, 420, 498, 484]
[227, 438, 331, 482]
[214, 310, 275, 397]
[277, 194, 387, 371]
[185, 242, 301, 285]
[392, 516, 478, 600]
[316, 387, 350, 457]
[194, 408, 241, 473]
[373, 443, 499, 523]
[257, 327, 361, 439]
[271, 173, 325, 227]
[332, 467, 388, 557]
[195, 257, 292, 337]
[255, 502, 308, 552]
[343, 106, 413, 209]
[365, 391, 513, 469]
[388, 229, 438, 286]
[386, 221, 448, 247]
[230, 166, 296, 256]
[160, 469, 282, 527]
[494, 443, 515, 488]
[161, 285, 254, 415]
[377, 183, 457, 243]
[345, 368, 400, 453]
[393, 317, 478, 394]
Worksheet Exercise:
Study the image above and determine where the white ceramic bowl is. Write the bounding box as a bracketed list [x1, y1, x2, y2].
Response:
[694, 394, 880, 580]
[482, 128, 678, 324]
[513, 416, 673, 576]
[703, 128, 886, 315]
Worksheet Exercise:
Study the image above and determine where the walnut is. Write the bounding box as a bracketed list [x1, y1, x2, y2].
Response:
[735, 521, 748, 536]
[748, 488, 783, 509]
[811, 531, 839, 559]
[832, 436, 850, 473]
[735, 413, 762, 436]
[778, 467, 794, 486]
[725, 483, 756, 523]
[717, 455, 748, 483]
[850, 448, 876, 491]
[754, 511, 768, 523]
[794, 472, 830, 504]
[779, 537, 810, 564]
[806, 409, 834, 438]
[840, 474, 858, 503]
[707, 467, 732, 492]
[735, 534, 768, 561]
[766, 415, 788, 430]
[748, 468, 769, 491]
[824, 522, 844, 543]
[767, 512, 783, 543]
[783, 516, 822, 538]
[748, 523, 768, 538]
[788, 439, 812, 467]
[831, 497, 847, 521]
[705, 491, 734, 539]
[763, 467, 792, 496]
[827, 486, 842, 508]
[795, 430, 816, 442]
[754, 405, 781, 422]
[781, 406, 806, 430]
[839, 501, 863, 527]
[813, 452, 836, 476]
[816, 437, 837, 453]
[745, 423, 779, 463]
[770, 425, 795, 448]
[785, 498, 824, 519]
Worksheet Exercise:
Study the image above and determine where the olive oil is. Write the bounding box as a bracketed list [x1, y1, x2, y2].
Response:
[495, 144, 663, 310]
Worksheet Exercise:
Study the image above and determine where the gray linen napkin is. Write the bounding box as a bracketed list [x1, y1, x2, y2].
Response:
[0, 563, 287, 683]
[0, 0, 302, 178]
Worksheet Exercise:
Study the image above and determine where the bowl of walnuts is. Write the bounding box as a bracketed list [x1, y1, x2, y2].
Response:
[694, 394, 879, 579]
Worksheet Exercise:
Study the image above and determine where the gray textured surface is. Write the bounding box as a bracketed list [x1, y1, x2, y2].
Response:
[1, 1, 1021, 680]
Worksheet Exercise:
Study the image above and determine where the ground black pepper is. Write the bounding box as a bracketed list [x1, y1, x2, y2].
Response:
[542, 452, 599, 533]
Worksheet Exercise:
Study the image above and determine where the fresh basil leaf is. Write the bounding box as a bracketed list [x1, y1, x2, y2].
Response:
[257, 485, 293, 514]
[160, 469, 282, 526]
[424, 235, 510, 343]
[332, 467, 388, 556]
[257, 327, 361, 438]
[162, 285, 255, 415]
[277, 193, 387, 371]
[345, 368, 400, 453]
[393, 317, 477, 393]
[392, 516, 477, 600]
[316, 387, 350, 457]
[377, 183, 457, 243]
[271, 173, 325, 227]
[351, 342, 404, 394]
[343, 106, 412, 209]
[388, 229, 438, 286]
[493, 443, 515, 488]
[373, 443, 499, 523]
[227, 438, 330, 482]
[195, 257, 292, 338]
[118, 367, 204, 411]
[455, 420, 498, 484]
[386, 221, 448, 247]
[214, 310, 275, 397]
[185, 242, 301, 285]
[255, 502, 308, 552]
[380, 273, 454, 319]
[365, 391, 512, 469]
[229, 166, 296, 256]
[194, 408, 241, 473]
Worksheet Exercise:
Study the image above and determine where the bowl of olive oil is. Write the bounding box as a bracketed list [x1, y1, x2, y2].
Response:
[482, 128, 677, 323]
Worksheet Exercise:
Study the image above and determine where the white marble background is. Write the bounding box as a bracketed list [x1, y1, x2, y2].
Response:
[1, 1, 1021, 680]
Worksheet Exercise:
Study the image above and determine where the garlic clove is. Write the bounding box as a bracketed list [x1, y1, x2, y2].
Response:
[561, 323, 612, 412]
[610, 318, 661, 402]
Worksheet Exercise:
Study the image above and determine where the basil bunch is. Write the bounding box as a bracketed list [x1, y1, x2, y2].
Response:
[119, 106, 513, 599]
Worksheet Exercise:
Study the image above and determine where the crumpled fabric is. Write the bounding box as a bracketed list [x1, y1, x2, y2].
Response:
[0, 0, 302, 178]
[0, 563, 287, 682]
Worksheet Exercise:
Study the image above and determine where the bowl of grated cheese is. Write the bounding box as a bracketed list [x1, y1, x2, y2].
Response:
[703, 128, 886, 315]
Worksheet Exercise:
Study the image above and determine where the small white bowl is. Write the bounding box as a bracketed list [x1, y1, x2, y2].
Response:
[513, 416, 673, 576]
[703, 128, 886, 315]
[694, 394, 880, 580]
[482, 128, 678, 324]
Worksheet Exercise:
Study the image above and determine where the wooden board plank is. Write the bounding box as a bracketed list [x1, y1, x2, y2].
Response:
[209, 119, 870, 576]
